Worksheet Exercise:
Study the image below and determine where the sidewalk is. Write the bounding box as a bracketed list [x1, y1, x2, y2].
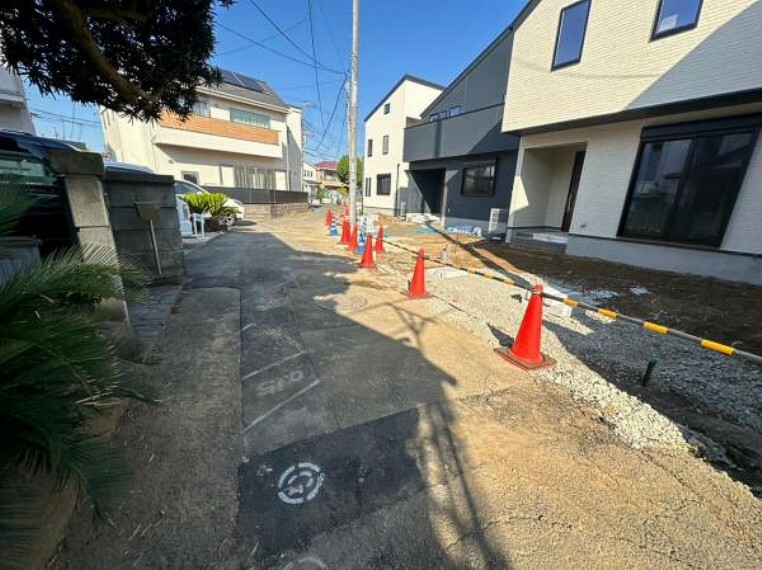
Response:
[53, 211, 762, 569]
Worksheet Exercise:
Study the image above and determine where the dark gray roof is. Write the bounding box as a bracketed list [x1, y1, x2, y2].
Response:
[364, 75, 445, 122]
[213, 68, 289, 110]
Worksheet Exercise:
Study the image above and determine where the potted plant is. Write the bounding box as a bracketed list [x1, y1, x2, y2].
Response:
[180, 192, 238, 232]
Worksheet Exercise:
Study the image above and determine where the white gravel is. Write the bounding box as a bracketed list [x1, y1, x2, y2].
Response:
[381, 245, 762, 455]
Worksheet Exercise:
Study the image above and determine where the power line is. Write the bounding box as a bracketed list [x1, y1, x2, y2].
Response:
[217, 17, 308, 56]
[215, 22, 344, 75]
[317, 0, 345, 69]
[313, 77, 346, 153]
[306, 0, 325, 132]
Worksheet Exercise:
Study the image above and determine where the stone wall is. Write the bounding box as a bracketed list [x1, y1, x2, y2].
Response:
[102, 170, 184, 278]
[244, 201, 309, 219]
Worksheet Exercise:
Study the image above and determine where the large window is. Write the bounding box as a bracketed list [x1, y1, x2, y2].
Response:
[620, 122, 758, 247]
[552, 0, 591, 70]
[376, 174, 391, 196]
[652, 0, 702, 40]
[234, 165, 284, 189]
[192, 100, 210, 117]
[230, 108, 271, 128]
[462, 164, 495, 197]
[367, 139, 373, 157]
[382, 135, 389, 155]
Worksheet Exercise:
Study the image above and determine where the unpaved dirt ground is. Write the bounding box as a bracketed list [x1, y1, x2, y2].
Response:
[48, 211, 762, 569]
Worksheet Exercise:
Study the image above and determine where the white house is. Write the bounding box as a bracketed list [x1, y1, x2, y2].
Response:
[0, 64, 34, 133]
[303, 161, 319, 196]
[363, 75, 443, 217]
[101, 69, 303, 191]
[502, 0, 762, 284]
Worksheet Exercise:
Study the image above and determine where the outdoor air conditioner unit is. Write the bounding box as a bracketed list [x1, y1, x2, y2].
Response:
[488, 207, 508, 236]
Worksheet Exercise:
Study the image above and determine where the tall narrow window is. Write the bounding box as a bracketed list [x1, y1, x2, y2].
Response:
[552, 0, 591, 70]
[621, 123, 757, 247]
[383, 103, 391, 114]
[652, 0, 702, 39]
[192, 100, 210, 117]
[364, 177, 371, 197]
[377, 174, 391, 195]
[367, 139, 373, 157]
[382, 135, 389, 155]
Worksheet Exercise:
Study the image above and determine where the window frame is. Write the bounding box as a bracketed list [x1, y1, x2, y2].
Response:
[617, 116, 760, 248]
[181, 171, 200, 184]
[449, 106, 462, 117]
[651, 0, 703, 41]
[364, 177, 372, 197]
[367, 139, 373, 157]
[429, 114, 438, 122]
[461, 162, 496, 198]
[382, 135, 389, 155]
[383, 103, 391, 114]
[376, 173, 392, 196]
[551, 0, 592, 71]
[229, 107, 271, 129]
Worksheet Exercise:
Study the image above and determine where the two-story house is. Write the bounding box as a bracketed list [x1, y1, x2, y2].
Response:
[0, 63, 34, 133]
[363, 76, 443, 217]
[101, 69, 303, 192]
[315, 160, 346, 193]
[303, 161, 319, 197]
[502, 0, 762, 284]
[403, 27, 519, 234]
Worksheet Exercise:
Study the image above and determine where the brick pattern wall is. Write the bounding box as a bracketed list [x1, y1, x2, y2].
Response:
[160, 113, 279, 145]
[244, 202, 309, 219]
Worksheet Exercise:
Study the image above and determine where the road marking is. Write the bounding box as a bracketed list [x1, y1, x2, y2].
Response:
[277, 462, 325, 505]
[283, 556, 328, 569]
[255, 369, 305, 397]
[243, 379, 321, 432]
[240, 323, 254, 333]
[243, 351, 306, 380]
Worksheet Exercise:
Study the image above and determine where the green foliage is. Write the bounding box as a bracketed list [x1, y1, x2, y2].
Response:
[336, 155, 363, 185]
[0, 1, 235, 122]
[316, 186, 327, 201]
[180, 192, 236, 217]
[0, 187, 151, 561]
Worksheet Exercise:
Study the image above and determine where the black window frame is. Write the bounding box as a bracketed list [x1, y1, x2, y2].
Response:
[367, 139, 373, 157]
[461, 162, 496, 198]
[449, 106, 462, 117]
[376, 173, 392, 196]
[651, 0, 703, 41]
[382, 135, 389, 155]
[618, 115, 761, 248]
[364, 177, 371, 197]
[383, 102, 391, 114]
[551, 0, 592, 71]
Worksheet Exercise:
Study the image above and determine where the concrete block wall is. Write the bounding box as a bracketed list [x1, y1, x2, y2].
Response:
[244, 202, 309, 219]
[102, 170, 184, 278]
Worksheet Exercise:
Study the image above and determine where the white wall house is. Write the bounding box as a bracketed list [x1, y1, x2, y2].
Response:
[101, 69, 303, 191]
[303, 161, 319, 196]
[0, 64, 34, 133]
[363, 76, 443, 216]
[503, 0, 762, 284]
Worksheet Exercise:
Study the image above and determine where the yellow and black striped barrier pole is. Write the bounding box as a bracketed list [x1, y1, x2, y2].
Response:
[384, 239, 762, 366]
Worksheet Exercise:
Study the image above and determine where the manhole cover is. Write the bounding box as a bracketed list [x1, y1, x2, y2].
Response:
[314, 293, 367, 313]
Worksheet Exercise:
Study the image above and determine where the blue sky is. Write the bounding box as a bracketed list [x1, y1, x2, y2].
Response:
[26, 0, 527, 161]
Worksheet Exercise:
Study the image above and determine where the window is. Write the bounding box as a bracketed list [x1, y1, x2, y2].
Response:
[367, 139, 373, 157]
[182, 171, 200, 184]
[192, 100, 210, 117]
[376, 174, 391, 195]
[384, 103, 391, 114]
[382, 135, 389, 155]
[450, 106, 462, 117]
[552, 0, 591, 70]
[234, 165, 285, 189]
[462, 164, 495, 197]
[652, 0, 702, 39]
[364, 177, 371, 197]
[429, 114, 438, 122]
[230, 108, 271, 128]
[620, 121, 758, 247]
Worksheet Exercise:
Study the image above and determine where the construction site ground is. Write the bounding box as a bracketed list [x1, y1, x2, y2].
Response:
[52, 210, 761, 569]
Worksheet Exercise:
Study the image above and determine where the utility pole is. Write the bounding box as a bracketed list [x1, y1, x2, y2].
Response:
[348, 0, 359, 226]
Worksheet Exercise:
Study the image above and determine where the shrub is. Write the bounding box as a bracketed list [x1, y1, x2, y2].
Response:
[181, 192, 236, 218]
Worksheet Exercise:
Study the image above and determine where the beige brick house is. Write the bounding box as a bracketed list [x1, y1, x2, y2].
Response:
[502, 0, 762, 283]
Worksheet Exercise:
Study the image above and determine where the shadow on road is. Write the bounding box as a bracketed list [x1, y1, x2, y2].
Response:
[184, 223, 514, 568]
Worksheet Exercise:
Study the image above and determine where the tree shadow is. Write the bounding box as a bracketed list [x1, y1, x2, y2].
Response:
[183, 222, 515, 567]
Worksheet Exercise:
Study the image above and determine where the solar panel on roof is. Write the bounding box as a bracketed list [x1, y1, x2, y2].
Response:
[219, 69, 264, 93]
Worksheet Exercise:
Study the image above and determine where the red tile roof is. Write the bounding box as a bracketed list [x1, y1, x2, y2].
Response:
[315, 161, 338, 170]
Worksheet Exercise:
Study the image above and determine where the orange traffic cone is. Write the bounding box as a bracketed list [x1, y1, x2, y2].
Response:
[375, 226, 385, 254]
[494, 284, 555, 370]
[325, 208, 333, 227]
[407, 249, 430, 299]
[339, 220, 350, 244]
[348, 224, 358, 252]
[359, 234, 375, 269]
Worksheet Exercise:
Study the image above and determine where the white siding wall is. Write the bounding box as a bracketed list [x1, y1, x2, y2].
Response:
[363, 80, 442, 213]
[504, 0, 762, 132]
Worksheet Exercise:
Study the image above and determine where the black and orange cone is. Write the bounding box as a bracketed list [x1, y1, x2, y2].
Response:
[407, 249, 430, 299]
[494, 284, 556, 370]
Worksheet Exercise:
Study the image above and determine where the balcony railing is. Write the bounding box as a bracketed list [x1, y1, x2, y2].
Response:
[159, 114, 279, 145]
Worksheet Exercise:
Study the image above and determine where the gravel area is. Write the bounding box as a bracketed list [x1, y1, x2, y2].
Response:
[381, 239, 762, 461]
